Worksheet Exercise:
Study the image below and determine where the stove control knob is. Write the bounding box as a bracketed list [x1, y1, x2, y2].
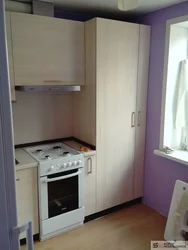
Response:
[48, 166, 54, 172]
[72, 161, 77, 166]
[61, 163, 67, 169]
[77, 160, 82, 165]
[67, 162, 72, 167]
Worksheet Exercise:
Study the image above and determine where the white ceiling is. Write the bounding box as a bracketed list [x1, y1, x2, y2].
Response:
[52, 0, 187, 14]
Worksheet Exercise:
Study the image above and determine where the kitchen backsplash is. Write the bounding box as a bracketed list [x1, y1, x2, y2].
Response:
[12, 91, 73, 145]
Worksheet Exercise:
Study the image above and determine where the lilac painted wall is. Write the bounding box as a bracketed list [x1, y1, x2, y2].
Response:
[139, 2, 188, 217]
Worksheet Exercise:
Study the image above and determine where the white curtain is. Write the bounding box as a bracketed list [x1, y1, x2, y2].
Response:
[174, 59, 188, 149]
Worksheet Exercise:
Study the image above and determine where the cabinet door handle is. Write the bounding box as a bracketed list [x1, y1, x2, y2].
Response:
[131, 112, 135, 128]
[138, 111, 141, 127]
[16, 178, 20, 181]
[87, 158, 92, 174]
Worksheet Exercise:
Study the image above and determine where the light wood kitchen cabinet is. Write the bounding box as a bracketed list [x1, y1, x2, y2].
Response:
[134, 25, 151, 199]
[73, 18, 150, 213]
[16, 167, 39, 240]
[73, 19, 96, 146]
[84, 154, 96, 216]
[96, 18, 139, 211]
[10, 12, 85, 86]
[5, 12, 16, 101]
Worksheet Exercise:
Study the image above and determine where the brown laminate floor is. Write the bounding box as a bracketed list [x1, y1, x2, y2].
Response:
[21, 203, 166, 250]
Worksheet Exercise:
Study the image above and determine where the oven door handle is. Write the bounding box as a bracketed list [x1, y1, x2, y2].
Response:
[44, 170, 82, 183]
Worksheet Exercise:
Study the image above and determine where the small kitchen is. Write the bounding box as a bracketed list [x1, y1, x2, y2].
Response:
[5, 0, 150, 246]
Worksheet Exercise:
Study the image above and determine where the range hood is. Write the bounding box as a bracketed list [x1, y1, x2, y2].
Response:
[15, 86, 81, 92]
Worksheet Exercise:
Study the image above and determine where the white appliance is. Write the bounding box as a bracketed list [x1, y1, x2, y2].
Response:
[24, 142, 84, 240]
[165, 180, 188, 250]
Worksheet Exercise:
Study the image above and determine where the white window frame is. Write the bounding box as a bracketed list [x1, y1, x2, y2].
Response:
[154, 14, 188, 165]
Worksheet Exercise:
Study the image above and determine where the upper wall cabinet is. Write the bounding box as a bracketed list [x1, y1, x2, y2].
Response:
[10, 13, 85, 86]
[6, 12, 16, 101]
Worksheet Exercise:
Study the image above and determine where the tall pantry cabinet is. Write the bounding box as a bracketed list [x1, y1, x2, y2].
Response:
[73, 18, 150, 212]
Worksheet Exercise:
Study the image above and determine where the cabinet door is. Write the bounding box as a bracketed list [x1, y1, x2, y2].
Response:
[84, 155, 96, 216]
[11, 13, 85, 86]
[16, 167, 39, 240]
[134, 25, 151, 199]
[96, 18, 139, 211]
[5, 12, 16, 101]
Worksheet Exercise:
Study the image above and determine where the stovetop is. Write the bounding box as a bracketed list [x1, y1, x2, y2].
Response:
[24, 142, 79, 162]
[24, 142, 84, 176]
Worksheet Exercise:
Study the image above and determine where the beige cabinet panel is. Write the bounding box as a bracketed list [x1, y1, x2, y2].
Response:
[96, 18, 139, 211]
[5, 12, 16, 101]
[73, 18, 150, 214]
[11, 13, 85, 86]
[84, 155, 96, 216]
[16, 167, 39, 240]
[73, 19, 96, 146]
[134, 25, 151, 199]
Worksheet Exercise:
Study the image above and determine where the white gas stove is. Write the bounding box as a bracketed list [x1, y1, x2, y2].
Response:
[25, 142, 84, 176]
[24, 142, 84, 240]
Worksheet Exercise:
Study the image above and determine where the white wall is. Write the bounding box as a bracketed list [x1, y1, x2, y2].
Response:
[12, 91, 73, 145]
[164, 25, 188, 147]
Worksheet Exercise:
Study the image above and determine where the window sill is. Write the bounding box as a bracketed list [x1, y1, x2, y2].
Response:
[154, 149, 188, 166]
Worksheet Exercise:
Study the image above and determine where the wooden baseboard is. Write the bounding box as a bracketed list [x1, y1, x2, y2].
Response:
[84, 197, 142, 223]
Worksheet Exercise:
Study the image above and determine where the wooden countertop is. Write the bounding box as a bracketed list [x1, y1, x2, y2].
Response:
[64, 140, 96, 157]
[15, 148, 38, 171]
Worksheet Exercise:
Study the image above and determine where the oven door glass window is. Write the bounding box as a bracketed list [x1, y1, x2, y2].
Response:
[47, 169, 79, 218]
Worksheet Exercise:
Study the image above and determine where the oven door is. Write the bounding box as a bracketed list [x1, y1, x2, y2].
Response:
[40, 168, 84, 220]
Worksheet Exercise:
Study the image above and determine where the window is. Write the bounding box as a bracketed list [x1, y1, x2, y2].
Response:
[155, 16, 188, 165]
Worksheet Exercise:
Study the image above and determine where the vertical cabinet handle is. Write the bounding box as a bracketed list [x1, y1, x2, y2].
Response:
[87, 157, 92, 174]
[131, 112, 135, 128]
[138, 111, 141, 127]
